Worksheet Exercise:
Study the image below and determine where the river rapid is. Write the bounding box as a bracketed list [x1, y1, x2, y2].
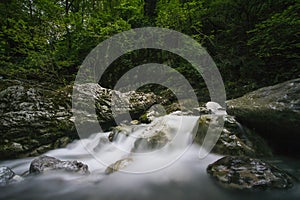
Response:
[0, 114, 299, 200]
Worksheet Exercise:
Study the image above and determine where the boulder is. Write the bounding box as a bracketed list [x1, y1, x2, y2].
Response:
[0, 166, 23, 186]
[72, 83, 160, 131]
[0, 79, 160, 159]
[59, 83, 161, 139]
[227, 78, 300, 157]
[196, 111, 272, 157]
[207, 156, 294, 190]
[29, 155, 89, 175]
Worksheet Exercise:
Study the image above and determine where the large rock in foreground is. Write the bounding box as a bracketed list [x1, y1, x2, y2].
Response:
[227, 78, 300, 157]
[29, 155, 89, 175]
[0, 79, 160, 159]
[207, 156, 294, 190]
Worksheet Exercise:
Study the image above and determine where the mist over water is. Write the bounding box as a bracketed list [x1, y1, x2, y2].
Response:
[0, 114, 299, 200]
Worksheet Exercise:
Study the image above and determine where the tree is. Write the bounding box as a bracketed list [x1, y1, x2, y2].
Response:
[247, 3, 300, 82]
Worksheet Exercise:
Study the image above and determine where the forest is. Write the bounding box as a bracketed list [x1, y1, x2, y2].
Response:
[1, 0, 299, 99]
[1, 1, 300, 199]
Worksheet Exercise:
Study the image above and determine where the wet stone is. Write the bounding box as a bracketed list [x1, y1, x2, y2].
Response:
[29, 155, 90, 175]
[207, 156, 294, 190]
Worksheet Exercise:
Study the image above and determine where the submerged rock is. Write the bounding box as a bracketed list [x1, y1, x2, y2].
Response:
[108, 125, 133, 142]
[0, 166, 23, 186]
[29, 155, 89, 175]
[105, 158, 133, 174]
[227, 78, 300, 157]
[109, 115, 172, 153]
[133, 130, 170, 152]
[207, 156, 294, 190]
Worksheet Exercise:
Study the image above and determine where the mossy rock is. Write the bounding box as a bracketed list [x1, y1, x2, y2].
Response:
[195, 114, 272, 158]
[105, 158, 133, 174]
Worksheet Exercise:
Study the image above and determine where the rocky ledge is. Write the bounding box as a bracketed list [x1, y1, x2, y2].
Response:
[207, 156, 294, 190]
[0, 79, 160, 159]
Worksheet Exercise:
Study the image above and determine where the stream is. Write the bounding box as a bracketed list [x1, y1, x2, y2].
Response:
[0, 114, 299, 200]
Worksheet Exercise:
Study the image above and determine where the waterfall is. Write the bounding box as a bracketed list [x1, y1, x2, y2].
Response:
[49, 113, 204, 173]
[1, 112, 299, 200]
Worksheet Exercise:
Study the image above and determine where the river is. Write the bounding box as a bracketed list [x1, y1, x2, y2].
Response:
[0, 114, 299, 200]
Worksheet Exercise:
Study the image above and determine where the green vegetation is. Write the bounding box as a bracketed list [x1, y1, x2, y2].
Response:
[0, 0, 299, 98]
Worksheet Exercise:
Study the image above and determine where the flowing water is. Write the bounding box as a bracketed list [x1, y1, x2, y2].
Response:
[0, 114, 299, 200]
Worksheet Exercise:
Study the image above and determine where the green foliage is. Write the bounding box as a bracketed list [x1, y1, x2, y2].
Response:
[0, 0, 134, 82]
[156, 0, 188, 31]
[247, 4, 299, 63]
[156, 0, 206, 40]
[0, 0, 298, 99]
